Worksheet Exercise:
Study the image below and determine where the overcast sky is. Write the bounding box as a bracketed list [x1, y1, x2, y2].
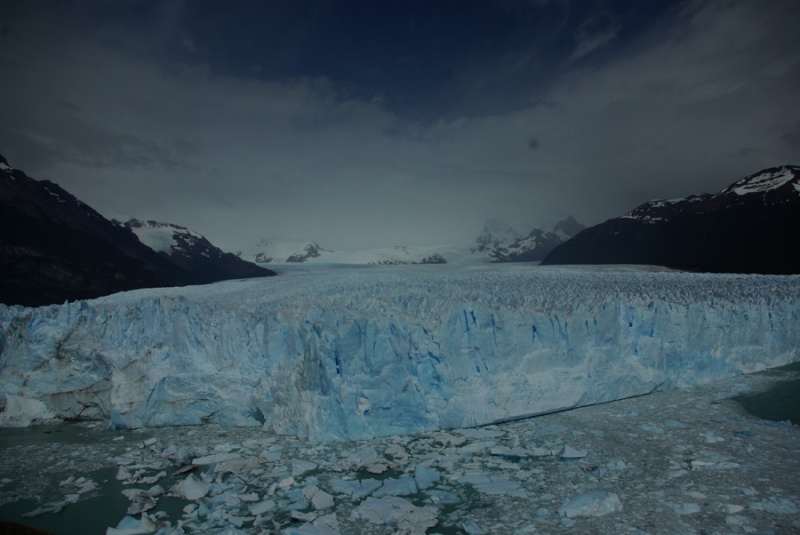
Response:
[1, 0, 799, 251]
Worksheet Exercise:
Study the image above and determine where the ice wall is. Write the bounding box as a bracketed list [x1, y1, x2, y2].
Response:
[1, 267, 798, 441]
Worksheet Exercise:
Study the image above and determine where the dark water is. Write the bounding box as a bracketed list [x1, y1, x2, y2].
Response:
[0, 465, 129, 534]
[0, 424, 189, 534]
[733, 362, 800, 425]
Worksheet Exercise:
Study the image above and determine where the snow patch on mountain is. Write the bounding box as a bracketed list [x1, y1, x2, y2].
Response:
[123, 219, 193, 254]
[620, 195, 709, 224]
[720, 165, 799, 196]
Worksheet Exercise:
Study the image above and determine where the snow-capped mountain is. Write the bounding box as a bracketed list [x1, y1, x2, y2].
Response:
[0, 152, 273, 307]
[543, 165, 800, 274]
[480, 216, 585, 262]
[472, 219, 519, 253]
[241, 237, 456, 265]
[552, 214, 587, 240]
[286, 242, 330, 263]
[120, 219, 274, 283]
[0, 153, 192, 307]
[239, 237, 333, 264]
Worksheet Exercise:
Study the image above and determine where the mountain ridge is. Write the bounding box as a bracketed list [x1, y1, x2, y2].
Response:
[542, 165, 800, 274]
[0, 153, 273, 307]
[474, 216, 585, 263]
[121, 218, 273, 283]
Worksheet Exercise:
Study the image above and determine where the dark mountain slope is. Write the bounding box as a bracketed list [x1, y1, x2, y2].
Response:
[121, 219, 274, 283]
[0, 154, 273, 307]
[542, 166, 800, 274]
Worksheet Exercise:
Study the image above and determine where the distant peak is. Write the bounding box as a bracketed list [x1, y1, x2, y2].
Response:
[553, 215, 584, 237]
[473, 219, 519, 253]
[482, 218, 517, 233]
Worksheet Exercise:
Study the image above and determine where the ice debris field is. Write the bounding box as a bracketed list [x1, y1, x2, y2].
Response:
[1, 365, 799, 534]
[1, 264, 799, 442]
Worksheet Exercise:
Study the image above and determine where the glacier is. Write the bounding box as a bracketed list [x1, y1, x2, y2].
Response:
[0, 264, 798, 441]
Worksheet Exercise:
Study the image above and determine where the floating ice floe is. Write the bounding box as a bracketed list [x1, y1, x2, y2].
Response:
[192, 452, 240, 465]
[352, 496, 438, 534]
[459, 473, 527, 497]
[750, 497, 798, 514]
[559, 445, 588, 460]
[106, 513, 158, 534]
[171, 474, 211, 500]
[558, 491, 623, 518]
[670, 502, 701, 515]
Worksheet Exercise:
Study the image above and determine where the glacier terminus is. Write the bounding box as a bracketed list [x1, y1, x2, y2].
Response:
[1, 264, 798, 441]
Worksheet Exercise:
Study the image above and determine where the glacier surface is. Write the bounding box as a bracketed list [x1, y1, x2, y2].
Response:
[0, 265, 798, 441]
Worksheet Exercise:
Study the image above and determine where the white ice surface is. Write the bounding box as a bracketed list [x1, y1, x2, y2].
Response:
[1, 264, 798, 441]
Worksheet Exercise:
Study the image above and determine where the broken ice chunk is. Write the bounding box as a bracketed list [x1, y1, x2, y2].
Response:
[116, 466, 132, 481]
[559, 445, 588, 460]
[606, 460, 627, 470]
[172, 474, 211, 500]
[670, 502, 701, 515]
[22, 501, 66, 518]
[191, 452, 240, 465]
[458, 440, 495, 454]
[749, 497, 798, 514]
[558, 491, 622, 518]
[345, 446, 382, 470]
[425, 489, 460, 504]
[329, 478, 382, 500]
[690, 459, 740, 470]
[372, 476, 417, 497]
[352, 496, 438, 534]
[413, 464, 440, 490]
[249, 499, 277, 516]
[214, 457, 262, 474]
[720, 503, 745, 514]
[459, 474, 526, 497]
[456, 428, 504, 439]
[303, 485, 335, 510]
[106, 514, 158, 535]
[291, 510, 317, 522]
[462, 519, 488, 534]
[292, 459, 319, 477]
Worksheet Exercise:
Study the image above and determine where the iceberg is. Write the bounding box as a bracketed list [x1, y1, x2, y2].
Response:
[1, 265, 798, 441]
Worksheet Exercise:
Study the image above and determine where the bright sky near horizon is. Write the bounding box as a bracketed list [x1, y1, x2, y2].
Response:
[1, 0, 799, 251]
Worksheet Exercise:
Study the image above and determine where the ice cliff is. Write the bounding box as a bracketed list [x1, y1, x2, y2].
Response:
[1, 266, 798, 441]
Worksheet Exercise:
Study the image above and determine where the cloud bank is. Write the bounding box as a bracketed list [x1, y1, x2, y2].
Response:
[1, 0, 798, 251]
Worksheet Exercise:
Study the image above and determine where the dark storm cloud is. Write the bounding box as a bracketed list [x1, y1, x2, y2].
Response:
[0, 0, 799, 251]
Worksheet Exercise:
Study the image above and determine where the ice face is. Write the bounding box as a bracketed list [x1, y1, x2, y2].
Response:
[1, 265, 798, 441]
